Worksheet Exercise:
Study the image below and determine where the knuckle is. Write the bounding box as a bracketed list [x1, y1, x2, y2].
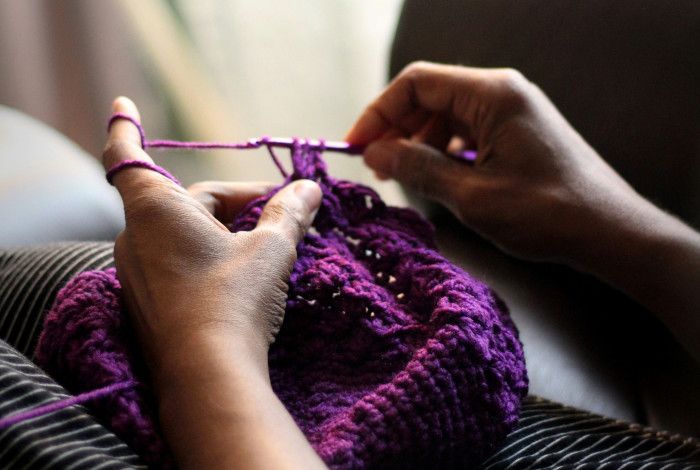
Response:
[400, 61, 433, 81]
[263, 200, 288, 223]
[498, 67, 527, 84]
[268, 201, 307, 236]
[492, 68, 532, 109]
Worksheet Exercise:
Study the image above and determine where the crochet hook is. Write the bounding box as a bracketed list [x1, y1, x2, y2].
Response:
[143, 137, 365, 155]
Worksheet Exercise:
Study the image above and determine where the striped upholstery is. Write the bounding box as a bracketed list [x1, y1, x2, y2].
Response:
[0, 341, 144, 469]
[0, 243, 698, 469]
[0, 243, 115, 357]
[483, 397, 699, 469]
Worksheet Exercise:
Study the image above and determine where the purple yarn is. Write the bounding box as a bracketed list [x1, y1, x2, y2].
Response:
[108, 113, 147, 148]
[107, 112, 365, 156]
[106, 160, 181, 186]
[36, 270, 172, 467]
[35, 135, 527, 468]
[0, 381, 136, 431]
[107, 112, 476, 163]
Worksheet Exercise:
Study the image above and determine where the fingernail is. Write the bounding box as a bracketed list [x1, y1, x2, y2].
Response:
[294, 180, 322, 214]
[365, 141, 396, 176]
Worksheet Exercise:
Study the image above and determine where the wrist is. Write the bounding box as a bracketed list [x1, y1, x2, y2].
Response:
[153, 332, 281, 470]
[152, 329, 270, 400]
[564, 190, 659, 274]
[567, 192, 700, 355]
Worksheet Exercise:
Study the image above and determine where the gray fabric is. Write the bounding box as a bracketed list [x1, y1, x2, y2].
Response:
[0, 341, 144, 469]
[0, 105, 124, 247]
[0, 243, 141, 469]
[0, 242, 114, 357]
[0, 242, 698, 468]
[481, 397, 700, 469]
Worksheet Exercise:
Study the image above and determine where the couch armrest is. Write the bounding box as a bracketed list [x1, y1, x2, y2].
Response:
[0, 105, 123, 247]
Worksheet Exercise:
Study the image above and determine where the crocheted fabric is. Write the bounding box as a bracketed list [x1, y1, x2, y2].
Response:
[35, 144, 528, 469]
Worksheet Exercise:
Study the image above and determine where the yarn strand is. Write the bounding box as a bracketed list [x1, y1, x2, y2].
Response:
[107, 113, 364, 156]
[106, 112, 478, 164]
[27, 115, 521, 468]
[0, 380, 137, 430]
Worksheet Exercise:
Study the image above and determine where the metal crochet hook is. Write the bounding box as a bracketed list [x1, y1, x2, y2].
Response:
[144, 136, 366, 155]
[109, 112, 477, 161]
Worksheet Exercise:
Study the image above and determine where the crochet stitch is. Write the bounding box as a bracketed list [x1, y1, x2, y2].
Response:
[36, 132, 528, 468]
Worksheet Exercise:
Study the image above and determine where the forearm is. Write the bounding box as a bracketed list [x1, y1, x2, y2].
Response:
[155, 333, 326, 470]
[572, 194, 700, 361]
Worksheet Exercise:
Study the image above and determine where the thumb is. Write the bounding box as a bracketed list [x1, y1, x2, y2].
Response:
[255, 180, 323, 248]
[364, 138, 471, 205]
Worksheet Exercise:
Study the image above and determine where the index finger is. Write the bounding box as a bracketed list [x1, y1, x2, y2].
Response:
[345, 62, 488, 146]
[102, 96, 151, 171]
[102, 97, 182, 203]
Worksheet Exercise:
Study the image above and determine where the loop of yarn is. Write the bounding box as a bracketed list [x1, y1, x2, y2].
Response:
[36, 135, 528, 469]
[105, 159, 181, 186]
[108, 112, 146, 148]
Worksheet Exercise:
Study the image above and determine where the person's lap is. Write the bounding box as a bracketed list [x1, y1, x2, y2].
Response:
[0, 242, 142, 468]
[0, 242, 697, 469]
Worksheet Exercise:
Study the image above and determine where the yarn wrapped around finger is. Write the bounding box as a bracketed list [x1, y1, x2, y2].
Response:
[36, 138, 528, 469]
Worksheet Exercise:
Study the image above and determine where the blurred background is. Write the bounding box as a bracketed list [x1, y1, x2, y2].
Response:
[0, 0, 405, 202]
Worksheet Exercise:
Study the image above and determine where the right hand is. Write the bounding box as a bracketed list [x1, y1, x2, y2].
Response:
[346, 61, 649, 264]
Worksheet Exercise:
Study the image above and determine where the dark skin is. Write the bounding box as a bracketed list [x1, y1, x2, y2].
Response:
[104, 97, 326, 470]
[346, 62, 700, 363]
[106, 62, 699, 469]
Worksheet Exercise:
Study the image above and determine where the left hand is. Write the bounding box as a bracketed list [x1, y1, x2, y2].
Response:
[103, 97, 323, 383]
[104, 97, 327, 470]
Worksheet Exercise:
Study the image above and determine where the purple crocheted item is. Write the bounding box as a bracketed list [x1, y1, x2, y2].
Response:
[36, 143, 528, 468]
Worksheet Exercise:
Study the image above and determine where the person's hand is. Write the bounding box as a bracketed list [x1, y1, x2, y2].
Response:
[104, 98, 321, 376]
[347, 62, 700, 362]
[346, 61, 648, 264]
[103, 97, 327, 469]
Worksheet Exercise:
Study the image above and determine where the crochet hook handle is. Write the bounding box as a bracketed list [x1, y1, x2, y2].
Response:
[143, 137, 364, 155]
[109, 113, 476, 160]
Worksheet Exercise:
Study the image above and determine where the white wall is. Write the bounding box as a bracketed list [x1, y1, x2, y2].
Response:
[172, 0, 405, 203]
